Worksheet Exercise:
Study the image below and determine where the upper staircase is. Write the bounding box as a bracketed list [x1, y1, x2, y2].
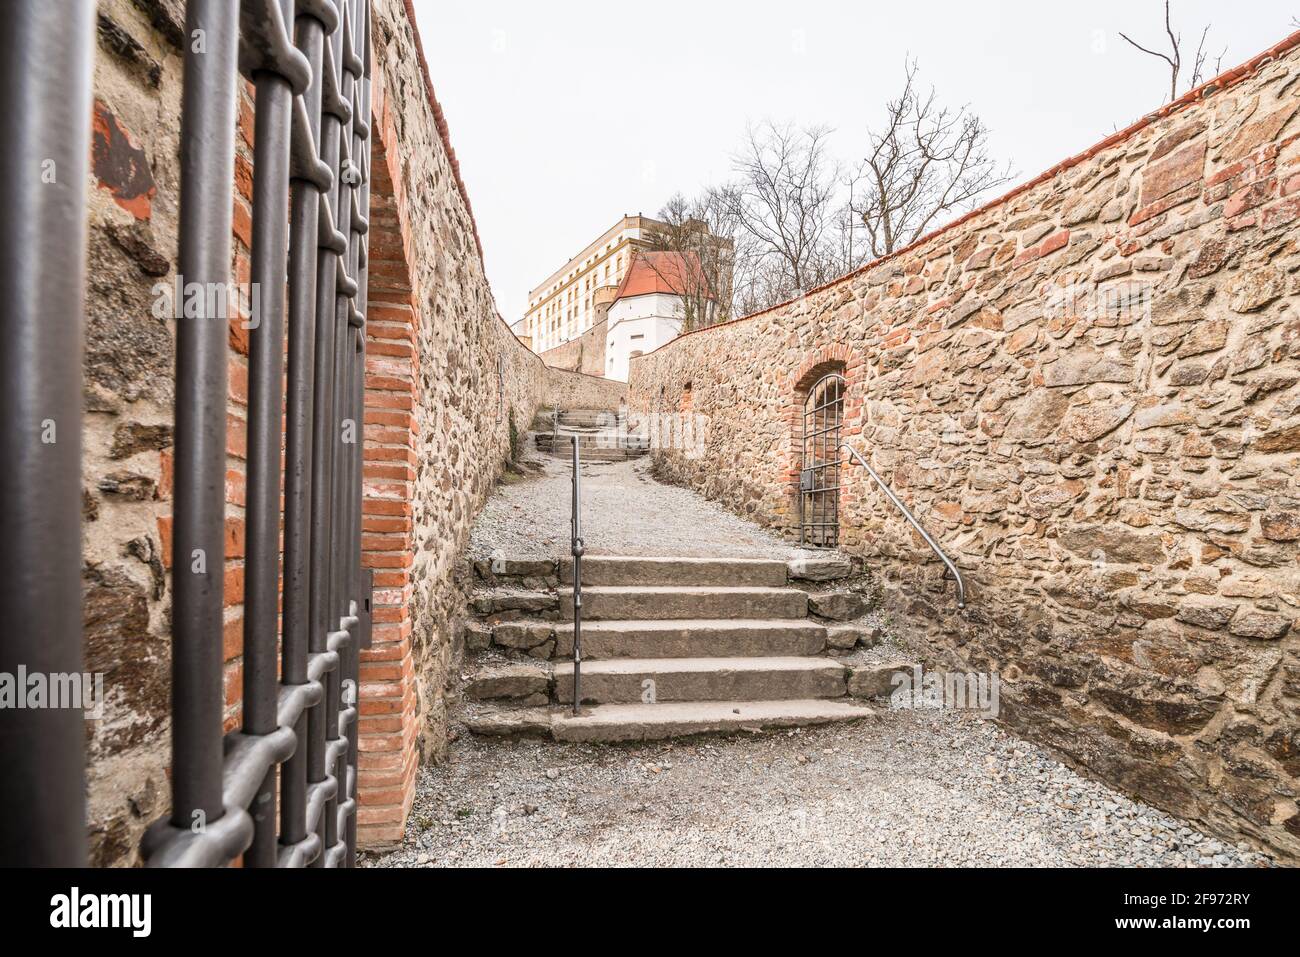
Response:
[533, 408, 649, 461]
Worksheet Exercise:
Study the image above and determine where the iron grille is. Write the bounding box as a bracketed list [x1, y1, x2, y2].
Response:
[155, 0, 374, 869]
[799, 373, 845, 548]
[0, 0, 374, 868]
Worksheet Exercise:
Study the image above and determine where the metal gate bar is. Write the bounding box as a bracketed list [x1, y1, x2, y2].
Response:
[142, 0, 371, 868]
[281, 0, 337, 856]
[799, 373, 844, 548]
[0, 0, 96, 868]
[344, 10, 373, 860]
[243, 0, 300, 868]
[169, 0, 241, 844]
[307, 9, 347, 870]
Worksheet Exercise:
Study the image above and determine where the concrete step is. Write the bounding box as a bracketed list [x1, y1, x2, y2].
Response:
[553, 619, 826, 658]
[552, 657, 847, 705]
[559, 555, 789, 587]
[550, 698, 871, 743]
[563, 585, 808, 621]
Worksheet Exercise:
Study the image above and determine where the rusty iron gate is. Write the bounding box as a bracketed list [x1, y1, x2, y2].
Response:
[0, 0, 373, 867]
[799, 373, 845, 548]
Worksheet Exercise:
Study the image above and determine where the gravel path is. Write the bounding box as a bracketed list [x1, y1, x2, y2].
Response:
[441, 434, 1274, 868]
[470, 447, 795, 559]
[367, 710, 1272, 868]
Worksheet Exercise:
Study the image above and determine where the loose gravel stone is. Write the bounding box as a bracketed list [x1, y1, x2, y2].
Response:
[364, 709, 1274, 869]
[470, 451, 796, 559]
[435, 436, 1276, 868]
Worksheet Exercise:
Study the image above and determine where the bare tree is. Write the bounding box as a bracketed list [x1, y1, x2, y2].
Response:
[720, 122, 852, 308]
[643, 192, 736, 331]
[849, 60, 1014, 260]
[1120, 1, 1226, 103]
[663, 77, 1009, 315]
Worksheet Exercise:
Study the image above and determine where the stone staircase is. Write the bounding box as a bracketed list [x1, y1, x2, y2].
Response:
[532, 409, 649, 462]
[460, 555, 911, 743]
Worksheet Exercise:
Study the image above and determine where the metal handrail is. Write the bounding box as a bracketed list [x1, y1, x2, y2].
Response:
[839, 443, 967, 609]
[552, 406, 563, 445]
[569, 436, 584, 714]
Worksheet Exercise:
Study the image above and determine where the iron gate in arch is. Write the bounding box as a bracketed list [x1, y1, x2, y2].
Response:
[1, 0, 373, 867]
[799, 373, 845, 547]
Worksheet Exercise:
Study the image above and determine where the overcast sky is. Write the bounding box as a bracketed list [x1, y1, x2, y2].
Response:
[408, 1, 1297, 321]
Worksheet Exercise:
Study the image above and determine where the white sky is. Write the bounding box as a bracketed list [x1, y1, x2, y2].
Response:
[408, 0, 1298, 322]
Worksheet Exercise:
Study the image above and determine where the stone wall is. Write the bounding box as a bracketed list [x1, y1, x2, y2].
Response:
[540, 366, 628, 411]
[80, 0, 585, 862]
[629, 35, 1300, 859]
[539, 315, 608, 378]
[83, 0, 195, 869]
[359, 1, 554, 845]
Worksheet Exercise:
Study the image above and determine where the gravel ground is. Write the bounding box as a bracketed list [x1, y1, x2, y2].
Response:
[469, 447, 795, 560]
[366, 710, 1273, 868]
[438, 433, 1274, 868]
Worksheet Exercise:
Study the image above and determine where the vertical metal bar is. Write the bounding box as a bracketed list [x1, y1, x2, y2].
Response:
[799, 398, 806, 546]
[0, 0, 95, 868]
[345, 0, 372, 866]
[324, 311, 350, 858]
[345, 324, 363, 863]
[811, 387, 821, 540]
[282, 0, 330, 854]
[571, 437, 583, 715]
[832, 381, 841, 545]
[813, 396, 819, 546]
[171, 0, 239, 834]
[324, 0, 360, 861]
[243, 0, 298, 867]
[346, 325, 363, 865]
[822, 392, 829, 545]
[329, 0, 357, 628]
[321, 327, 348, 858]
[308, 9, 345, 867]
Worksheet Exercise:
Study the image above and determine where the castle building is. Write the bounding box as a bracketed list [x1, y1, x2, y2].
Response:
[520, 214, 663, 354]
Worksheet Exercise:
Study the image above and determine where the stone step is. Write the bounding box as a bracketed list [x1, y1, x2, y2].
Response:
[554, 618, 826, 658]
[563, 585, 808, 621]
[557, 410, 617, 427]
[540, 448, 648, 461]
[552, 656, 847, 705]
[535, 435, 648, 450]
[559, 556, 789, 587]
[463, 663, 550, 705]
[549, 698, 872, 743]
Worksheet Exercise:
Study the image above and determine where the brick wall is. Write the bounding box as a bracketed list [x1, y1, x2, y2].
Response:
[629, 35, 1300, 860]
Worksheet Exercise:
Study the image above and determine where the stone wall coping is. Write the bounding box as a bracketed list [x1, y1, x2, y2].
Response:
[396, 0, 544, 358]
[399, 0, 482, 263]
[629, 28, 1300, 365]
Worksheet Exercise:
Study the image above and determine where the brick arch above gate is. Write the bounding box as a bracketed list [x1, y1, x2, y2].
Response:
[781, 345, 865, 487]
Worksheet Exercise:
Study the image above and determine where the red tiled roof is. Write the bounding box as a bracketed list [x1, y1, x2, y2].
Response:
[613, 251, 711, 301]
